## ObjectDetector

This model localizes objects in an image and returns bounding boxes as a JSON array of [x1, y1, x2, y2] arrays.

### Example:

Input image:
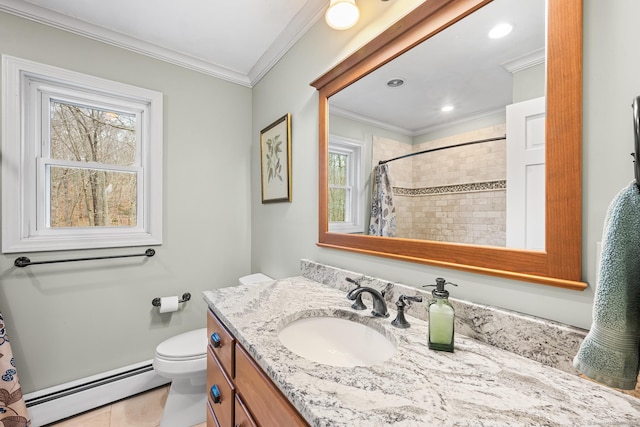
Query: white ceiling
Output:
[[0, 0, 327, 87], [330, 0, 545, 135], [0, 0, 545, 132]]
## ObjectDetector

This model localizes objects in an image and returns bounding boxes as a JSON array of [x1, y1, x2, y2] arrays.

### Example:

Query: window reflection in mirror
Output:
[[328, 135, 365, 234], [328, 0, 546, 250]]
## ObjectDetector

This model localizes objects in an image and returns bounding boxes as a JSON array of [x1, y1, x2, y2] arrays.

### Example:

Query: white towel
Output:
[[573, 181, 640, 389]]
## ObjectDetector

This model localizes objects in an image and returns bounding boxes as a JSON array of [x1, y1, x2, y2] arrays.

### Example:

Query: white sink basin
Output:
[[277, 315, 397, 367]]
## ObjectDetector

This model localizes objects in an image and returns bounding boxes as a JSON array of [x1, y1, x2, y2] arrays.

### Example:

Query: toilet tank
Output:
[[238, 273, 273, 286]]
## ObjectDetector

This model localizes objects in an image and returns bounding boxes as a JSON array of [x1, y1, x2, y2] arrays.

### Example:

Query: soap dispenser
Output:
[[424, 278, 457, 352]]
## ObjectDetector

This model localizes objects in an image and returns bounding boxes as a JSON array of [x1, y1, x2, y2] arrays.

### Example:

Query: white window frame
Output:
[[328, 135, 364, 234], [1, 55, 163, 253]]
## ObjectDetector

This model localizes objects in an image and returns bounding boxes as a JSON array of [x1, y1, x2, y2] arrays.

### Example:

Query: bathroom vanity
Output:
[[206, 306, 308, 427], [204, 262, 640, 426]]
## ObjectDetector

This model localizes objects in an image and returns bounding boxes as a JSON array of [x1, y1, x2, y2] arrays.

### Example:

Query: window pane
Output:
[[50, 166, 137, 227], [50, 100, 136, 166], [329, 188, 347, 222], [328, 152, 347, 185]]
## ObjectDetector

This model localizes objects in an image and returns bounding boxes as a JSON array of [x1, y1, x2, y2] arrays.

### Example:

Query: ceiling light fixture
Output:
[[325, 0, 360, 30], [488, 23, 513, 39]]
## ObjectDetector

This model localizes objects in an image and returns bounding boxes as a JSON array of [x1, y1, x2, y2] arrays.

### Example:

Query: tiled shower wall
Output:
[[372, 125, 507, 245]]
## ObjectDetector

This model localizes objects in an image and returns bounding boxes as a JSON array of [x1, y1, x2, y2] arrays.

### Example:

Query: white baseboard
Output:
[[24, 360, 170, 427]]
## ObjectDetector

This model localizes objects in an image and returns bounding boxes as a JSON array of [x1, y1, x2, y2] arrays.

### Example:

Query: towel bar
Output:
[[14, 248, 155, 267]]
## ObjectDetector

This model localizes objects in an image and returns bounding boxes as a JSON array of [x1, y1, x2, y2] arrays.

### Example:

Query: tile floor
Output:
[[47, 385, 206, 427]]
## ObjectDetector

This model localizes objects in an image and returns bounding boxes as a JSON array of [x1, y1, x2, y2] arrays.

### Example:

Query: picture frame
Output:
[[260, 113, 292, 203]]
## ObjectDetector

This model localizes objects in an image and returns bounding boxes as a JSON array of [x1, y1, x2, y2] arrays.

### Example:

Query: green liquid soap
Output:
[[426, 278, 456, 352]]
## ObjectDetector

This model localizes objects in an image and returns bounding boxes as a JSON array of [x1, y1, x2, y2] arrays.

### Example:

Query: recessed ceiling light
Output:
[[488, 23, 513, 39], [441, 105, 454, 112], [387, 78, 405, 88]]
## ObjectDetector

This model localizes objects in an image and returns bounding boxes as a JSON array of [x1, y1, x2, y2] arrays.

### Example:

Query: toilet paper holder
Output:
[[152, 292, 191, 307]]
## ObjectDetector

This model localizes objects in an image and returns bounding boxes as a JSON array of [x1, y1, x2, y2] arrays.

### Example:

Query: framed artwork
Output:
[[260, 113, 292, 203]]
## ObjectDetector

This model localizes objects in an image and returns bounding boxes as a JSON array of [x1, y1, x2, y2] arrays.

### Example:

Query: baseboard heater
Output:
[[24, 360, 170, 427]]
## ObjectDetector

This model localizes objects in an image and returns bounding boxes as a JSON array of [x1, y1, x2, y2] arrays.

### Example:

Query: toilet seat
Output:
[[153, 328, 207, 380], [155, 328, 207, 360]]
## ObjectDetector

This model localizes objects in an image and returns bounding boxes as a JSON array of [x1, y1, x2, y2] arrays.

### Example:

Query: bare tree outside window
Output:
[[49, 101, 137, 227], [328, 152, 348, 222], [2, 56, 163, 252]]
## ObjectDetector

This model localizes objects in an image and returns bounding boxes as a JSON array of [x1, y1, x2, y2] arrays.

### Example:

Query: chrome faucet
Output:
[[346, 286, 389, 318]]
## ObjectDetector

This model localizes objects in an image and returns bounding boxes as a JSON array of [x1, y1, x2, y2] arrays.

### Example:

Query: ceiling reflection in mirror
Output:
[[328, 0, 545, 250]]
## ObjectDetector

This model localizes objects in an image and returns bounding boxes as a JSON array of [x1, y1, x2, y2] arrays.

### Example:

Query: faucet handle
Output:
[[400, 295, 423, 304], [391, 294, 423, 328], [345, 277, 361, 287], [345, 277, 367, 310]]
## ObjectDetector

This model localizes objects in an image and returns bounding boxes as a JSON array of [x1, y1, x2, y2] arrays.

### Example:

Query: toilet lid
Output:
[[156, 328, 207, 359]]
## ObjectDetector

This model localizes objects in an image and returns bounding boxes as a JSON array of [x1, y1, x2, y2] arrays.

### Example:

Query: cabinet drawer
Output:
[[207, 401, 220, 427], [235, 344, 308, 427], [208, 309, 235, 378], [235, 395, 257, 427], [207, 348, 234, 427]]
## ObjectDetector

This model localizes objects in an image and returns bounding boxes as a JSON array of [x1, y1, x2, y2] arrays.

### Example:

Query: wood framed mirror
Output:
[[311, 0, 585, 290]]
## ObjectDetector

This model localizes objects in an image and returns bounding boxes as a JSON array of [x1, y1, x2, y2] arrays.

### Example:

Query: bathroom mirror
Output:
[[329, 0, 544, 249], [312, 0, 585, 290]]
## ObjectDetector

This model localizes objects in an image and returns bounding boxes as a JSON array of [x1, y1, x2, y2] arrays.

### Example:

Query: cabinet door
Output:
[[208, 309, 235, 378], [235, 344, 308, 427], [207, 401, 221, 427], [207, 348, 235, 427], [235, 395, 257, 427]]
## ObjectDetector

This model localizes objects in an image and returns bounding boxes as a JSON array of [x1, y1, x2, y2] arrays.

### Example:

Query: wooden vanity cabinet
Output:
[[207, 308, 309, 427], [207, 348, 234, 427], [234, 395, 257, 427], [235, 344, 308, 427], [207, 308, 235, 378], [207, 400, 220, 427]]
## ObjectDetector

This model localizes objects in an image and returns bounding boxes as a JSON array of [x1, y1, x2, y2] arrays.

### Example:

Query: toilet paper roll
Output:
[[158, 296, 179, 313]]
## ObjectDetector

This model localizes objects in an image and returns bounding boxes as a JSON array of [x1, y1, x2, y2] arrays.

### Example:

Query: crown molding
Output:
[[501, 48, 546, 74], [0, 0, 326, 88], [412, 107, 506, 136], [248, 0, 327, 86], [330, 104, 507, 138], [329, 105, 414, 136]]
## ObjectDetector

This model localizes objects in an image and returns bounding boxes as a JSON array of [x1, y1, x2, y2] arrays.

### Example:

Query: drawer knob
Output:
[[210, 384, 221, 404], [210, 332, 221, 348]]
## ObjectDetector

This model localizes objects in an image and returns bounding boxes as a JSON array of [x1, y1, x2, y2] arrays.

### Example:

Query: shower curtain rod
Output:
[[378, 135, 506, 165]]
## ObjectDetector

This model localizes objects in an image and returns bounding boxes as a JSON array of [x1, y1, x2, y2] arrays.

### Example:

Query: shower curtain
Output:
[[0, 313, 30, 426], [368, 164, 397, 237]]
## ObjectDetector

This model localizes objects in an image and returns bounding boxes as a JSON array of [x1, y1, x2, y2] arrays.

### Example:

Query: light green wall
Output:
[[0, 12, 252, 393], [513, 62, 546, 103], [250, 0, 425, 284], [252, 0, 638, 331], [413, 111, 506, 144]]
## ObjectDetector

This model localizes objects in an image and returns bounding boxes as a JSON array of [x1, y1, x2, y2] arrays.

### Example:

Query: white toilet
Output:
[[153, 328, 208, 427], [153, 273, 272, 427]]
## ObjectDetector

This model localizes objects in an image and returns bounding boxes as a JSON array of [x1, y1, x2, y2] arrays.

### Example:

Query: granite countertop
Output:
[[204, 276, 640, 427]]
